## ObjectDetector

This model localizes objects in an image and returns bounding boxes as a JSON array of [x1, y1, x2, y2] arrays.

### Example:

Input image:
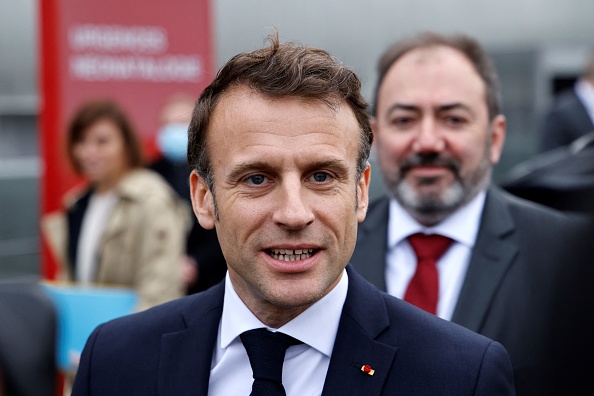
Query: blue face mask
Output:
[[157, 123, 188, 163]]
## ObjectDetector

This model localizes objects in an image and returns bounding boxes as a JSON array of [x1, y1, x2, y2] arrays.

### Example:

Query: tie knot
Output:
[[408, 233, 453, 261], [240, 328, 301, 395]]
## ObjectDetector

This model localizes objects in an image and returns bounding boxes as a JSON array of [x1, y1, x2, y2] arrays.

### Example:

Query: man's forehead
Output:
[[384, 45, 481, 91], [216, 85, 345, 110], [397, 45, 471, 68], [379, 45, 487, 110], [211, 87, 355, 127]]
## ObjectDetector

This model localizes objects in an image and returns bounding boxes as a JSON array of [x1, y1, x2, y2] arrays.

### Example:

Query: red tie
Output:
[[404, 233, 453, 315]]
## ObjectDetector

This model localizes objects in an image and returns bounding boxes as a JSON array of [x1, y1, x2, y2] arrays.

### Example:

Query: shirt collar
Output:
[[220, 269, 348, 357], [388, 190, 486, 249]]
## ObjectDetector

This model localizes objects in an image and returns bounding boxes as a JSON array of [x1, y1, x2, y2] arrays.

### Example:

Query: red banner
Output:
[[39, 0, 213, 279]]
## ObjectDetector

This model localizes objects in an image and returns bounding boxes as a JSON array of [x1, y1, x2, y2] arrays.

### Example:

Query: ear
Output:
[[488, 114, 506, 164], [356, 163, 371, 223], [189, 170, 216, 230]]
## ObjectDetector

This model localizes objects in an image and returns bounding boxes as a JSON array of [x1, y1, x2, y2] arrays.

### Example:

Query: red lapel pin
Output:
[[361, 364, 375, 376]]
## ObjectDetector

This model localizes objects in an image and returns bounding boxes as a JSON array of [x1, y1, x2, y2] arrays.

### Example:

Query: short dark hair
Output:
[[373, 32, 502, 120], [66, 99, 144, 174], [188, 33, 373, 191]]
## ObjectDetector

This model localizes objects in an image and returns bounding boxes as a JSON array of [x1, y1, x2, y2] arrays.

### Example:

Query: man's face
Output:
[[190, 86, 370, 326], [373, 46, 505, 225]]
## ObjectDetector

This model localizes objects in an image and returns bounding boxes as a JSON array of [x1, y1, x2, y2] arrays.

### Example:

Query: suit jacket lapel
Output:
[[322, 267, 398, 395], [351, 197, 390, 291], [451, 187, 518, 332], [158, 283, 224, 395]]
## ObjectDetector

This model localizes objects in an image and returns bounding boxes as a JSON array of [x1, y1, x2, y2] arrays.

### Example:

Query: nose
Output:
[[74, 141, 94, 161], [272, 177, 315, 230], [412, 117, 445, 153]]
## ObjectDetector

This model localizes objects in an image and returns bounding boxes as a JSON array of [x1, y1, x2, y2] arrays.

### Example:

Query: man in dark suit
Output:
[[350, 32, 594, 395], [72, 34, 515, 395], [539, 50, 594, 153]]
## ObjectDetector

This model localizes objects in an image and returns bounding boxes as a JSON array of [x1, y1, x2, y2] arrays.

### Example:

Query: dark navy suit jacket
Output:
[[72, 266, 515, 395]]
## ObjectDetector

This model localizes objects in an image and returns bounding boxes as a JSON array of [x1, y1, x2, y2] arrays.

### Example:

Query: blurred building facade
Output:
[[2, 0, 594, 277]]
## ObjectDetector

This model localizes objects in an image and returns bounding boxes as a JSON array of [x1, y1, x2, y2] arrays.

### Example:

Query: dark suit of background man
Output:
[[72, 34, 516, 395], [539, 48, 594, 153], [350, 32, 594, 395]]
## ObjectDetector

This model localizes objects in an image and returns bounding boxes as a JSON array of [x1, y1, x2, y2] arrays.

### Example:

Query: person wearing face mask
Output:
[[150, 94, 227, 294]]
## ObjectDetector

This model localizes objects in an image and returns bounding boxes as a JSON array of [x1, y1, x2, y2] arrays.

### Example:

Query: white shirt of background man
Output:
[[385, 191, 486, 320]]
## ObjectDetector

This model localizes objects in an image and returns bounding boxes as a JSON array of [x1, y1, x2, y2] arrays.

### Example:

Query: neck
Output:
[[93, 166, 133, 193], [251, 304, 309, 329], [93, 173, 125, 194]]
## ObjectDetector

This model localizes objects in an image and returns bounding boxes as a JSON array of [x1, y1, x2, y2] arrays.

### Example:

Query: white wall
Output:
[[213, 0, 594, 100]]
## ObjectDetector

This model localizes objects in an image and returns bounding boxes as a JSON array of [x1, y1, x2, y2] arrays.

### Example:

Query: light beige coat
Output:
[[42, 168, 190, 311]]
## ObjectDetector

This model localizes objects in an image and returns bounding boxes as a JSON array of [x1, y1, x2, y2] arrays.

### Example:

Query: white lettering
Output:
[[69, 54, 204, 82], [69, 24, 168, 54]]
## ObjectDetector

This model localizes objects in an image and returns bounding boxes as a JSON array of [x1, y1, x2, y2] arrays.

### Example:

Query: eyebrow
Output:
[[227, 159, 351, 181], [437, 103, 473, 114], [227, 161, 275, 181], [386, 102, 474, 115], [304, 159, 351, 177]]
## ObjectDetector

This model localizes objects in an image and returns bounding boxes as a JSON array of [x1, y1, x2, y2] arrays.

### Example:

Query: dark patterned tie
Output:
[[404, 233, 453, 314], [240, 328, 301, 396]]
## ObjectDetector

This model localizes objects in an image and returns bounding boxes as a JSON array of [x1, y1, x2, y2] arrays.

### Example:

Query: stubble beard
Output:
[[385, 153, 492, 226]]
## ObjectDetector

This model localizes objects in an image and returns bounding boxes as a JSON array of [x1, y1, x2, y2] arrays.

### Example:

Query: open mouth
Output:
[[267, 248, 318, 261]]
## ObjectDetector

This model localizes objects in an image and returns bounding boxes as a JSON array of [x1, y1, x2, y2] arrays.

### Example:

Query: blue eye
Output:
[[246, 175, 267, 185], [311, 172, 329, 182]]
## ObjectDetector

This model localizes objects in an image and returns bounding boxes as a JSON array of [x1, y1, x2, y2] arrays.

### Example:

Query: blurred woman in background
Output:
[[43, 99, 188, 311]]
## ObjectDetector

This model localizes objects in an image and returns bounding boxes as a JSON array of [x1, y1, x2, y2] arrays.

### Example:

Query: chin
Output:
[[266, 279, 328, 308], [394, 181, 465, 221]]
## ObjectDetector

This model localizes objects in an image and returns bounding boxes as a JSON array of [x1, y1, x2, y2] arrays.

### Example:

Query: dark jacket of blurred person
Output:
[[0, 277, 57, 396], [42, 99, 188, 311], [150, 94, 227, 293], [502, 132, 594, 214], [539, 51, 594, 153]]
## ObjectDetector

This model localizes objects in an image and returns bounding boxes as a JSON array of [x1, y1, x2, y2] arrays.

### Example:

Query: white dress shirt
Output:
[[208, 269, 349, 396], [385, 191, 486, 320], [575, 79, 594, 126]]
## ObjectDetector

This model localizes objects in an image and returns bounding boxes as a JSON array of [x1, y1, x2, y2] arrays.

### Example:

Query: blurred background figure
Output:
[[0, 277, 57, 396], [501, 131, 594, 215], [503, 47, 594, 214], [539, 47, 594, 153], [42, 99, 188, 311], [150, 94, 227, 294]]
